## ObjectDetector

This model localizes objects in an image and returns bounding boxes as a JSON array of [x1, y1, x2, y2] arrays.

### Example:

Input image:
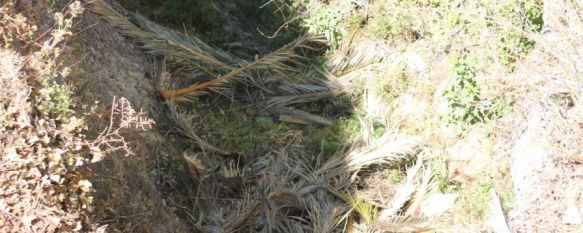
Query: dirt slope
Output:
[[73, 10, 186, 233]]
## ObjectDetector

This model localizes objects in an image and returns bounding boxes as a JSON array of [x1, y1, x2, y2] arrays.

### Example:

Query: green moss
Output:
[[190, 99, 293, 156], [303, 114, 362, 159]]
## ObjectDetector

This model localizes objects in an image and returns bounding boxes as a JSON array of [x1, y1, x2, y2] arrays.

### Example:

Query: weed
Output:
[[442, 59, 483, 125], [369, 0, 437, 42], [0, 2, 96, 231], [494, 1, 543, 67], [301, 1, 355, 48], [386, 168, 402, 184], [459, 181, 493, 219], [501, 186, 516, 213], [442, 59, 511, 126], [35, 78, 74, 122]]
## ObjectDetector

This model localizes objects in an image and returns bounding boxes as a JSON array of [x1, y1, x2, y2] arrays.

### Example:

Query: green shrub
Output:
[[301, 2, 355, 48], [371, 8, 418, 42], [442, 59, 511, 126], [495, 0, 543, 67]]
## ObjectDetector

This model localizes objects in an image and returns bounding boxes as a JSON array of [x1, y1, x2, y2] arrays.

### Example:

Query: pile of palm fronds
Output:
[[88, 1, 456, 232], [180, 132, 451, 232], [90, 0, 352, 125]]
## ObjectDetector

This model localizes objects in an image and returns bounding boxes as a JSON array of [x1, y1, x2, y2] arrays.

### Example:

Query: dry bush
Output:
[[90, 96, 155, 162], [0, 2, 152, 232], [0, 2, 93, 232]]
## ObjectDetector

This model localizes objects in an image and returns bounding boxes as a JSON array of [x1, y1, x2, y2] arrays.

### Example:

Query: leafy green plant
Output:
[[36, 80, 74, 122], [442, 60, 484, 125], [462, 181, 493, 219], [442, 59, 511, 126], [369, 1, 435, 42], [501, 186, 516, 212], [371, 10, 417, 41], [301, 2, 354, 48], [495, 0, 543, 67]]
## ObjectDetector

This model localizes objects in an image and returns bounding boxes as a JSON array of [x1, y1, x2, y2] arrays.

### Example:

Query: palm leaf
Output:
[[317, 134, 421, 189], [164, 101, 223, 153], [268, 106, 334, 126], [334, 190, 379, 223], [89, 0, 238, 74], [160, 34, 326, 99]]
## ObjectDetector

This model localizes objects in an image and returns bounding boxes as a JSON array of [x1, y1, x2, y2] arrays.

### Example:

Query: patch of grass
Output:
[[370, 4, 418, 42], [191, 99, 293, 156], [379, 72, 411, 99], [368, 0, 444, 43], [490, 0, 543, 68]]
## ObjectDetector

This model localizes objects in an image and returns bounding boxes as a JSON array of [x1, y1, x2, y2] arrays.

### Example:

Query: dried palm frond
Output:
[[317, 134, 421, 189], [276, 83, 332, 95], [326, 39, 391, 77], [378, 161, 422, 219], [160, 34, 326, 99], [89, 0, 238, 74], [164, 101, 223, 153], [371, 215, 432, 232], [219, 159, 248, 178], [269, 106, 334, 126], [133, 14, 240, 66], [222, 200, 262, 233], [267, 90, 342, 108], [306, 190, 350, 233], [334, 191, 379, 223], [268, 73, 349, 104], [486, 189, 511, 233], [405, 164, 436, 218], [202, 199, 260, 233]]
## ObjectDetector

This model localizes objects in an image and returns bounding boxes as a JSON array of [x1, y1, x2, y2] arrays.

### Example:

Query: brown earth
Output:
[[71, 10, 187, 233]]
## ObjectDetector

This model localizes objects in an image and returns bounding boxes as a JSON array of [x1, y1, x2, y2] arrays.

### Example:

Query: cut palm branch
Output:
[[160, 34, 326, 99], [267, 90, 340, 108], [89, 0, 238, 75], [379, 161, 422, 220], [269, 106, 334, 126], [317, 134, 421, 189], [334, 190, 379, 223], [306, 191, 350, 233], [165, 101, 224, 153], [327, 39, 391, 77]]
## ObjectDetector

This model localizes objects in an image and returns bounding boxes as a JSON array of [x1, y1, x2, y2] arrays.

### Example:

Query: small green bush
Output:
[[495, 0, 543, 67], [442, 59, 511, 126], [301, 2, 355, 48]]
